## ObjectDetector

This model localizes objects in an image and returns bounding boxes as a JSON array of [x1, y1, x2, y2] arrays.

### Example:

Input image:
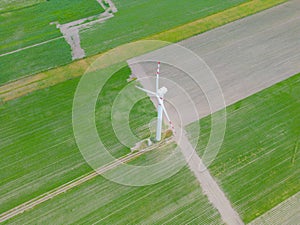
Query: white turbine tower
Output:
[[136, 62, 175, 141]]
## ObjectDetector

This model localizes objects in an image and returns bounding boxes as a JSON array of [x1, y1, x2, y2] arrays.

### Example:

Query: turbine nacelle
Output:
[[157, 86, 167, 98]]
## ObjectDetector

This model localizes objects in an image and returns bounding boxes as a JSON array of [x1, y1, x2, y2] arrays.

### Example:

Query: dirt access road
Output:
[[129, 1, 300, 224]]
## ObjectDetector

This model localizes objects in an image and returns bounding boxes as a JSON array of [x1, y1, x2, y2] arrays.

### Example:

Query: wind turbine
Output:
[[136, 62, 175, 141]]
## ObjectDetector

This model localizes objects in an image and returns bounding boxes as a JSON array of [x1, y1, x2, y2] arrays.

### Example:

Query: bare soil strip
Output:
[[0, 140, 169, 223]]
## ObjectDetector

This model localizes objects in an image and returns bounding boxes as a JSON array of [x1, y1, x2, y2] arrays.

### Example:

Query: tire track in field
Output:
[[0, 37, 64, 57]]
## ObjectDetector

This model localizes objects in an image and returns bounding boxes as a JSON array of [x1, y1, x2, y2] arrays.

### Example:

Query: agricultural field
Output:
[[1, 0, 298, 223], [0, 64, 156, 214], [0, 0, 286, 86], [0, 38, 71, 84], [3, 166, 223, 225], [0, 0, 103, 54], [0, 62, 224, 224], [0, 0, 104, 84], [186, 73, 300, 223], [80, 0, 249, 55]]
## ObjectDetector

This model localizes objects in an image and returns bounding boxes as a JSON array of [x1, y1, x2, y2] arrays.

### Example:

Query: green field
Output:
[[186, 73, 300, 223], [0, 38, 72, 84], [2, 139, 222, 224], [1, 0, 296, 223], [3, 165, 223, 224], [95, 66, 156, 158], [80, 0, 248, 55], [0, 0, 104, 84], [0, 65, 156, 213], [0, 63, 224, 224], [0, 0, 103, 54]]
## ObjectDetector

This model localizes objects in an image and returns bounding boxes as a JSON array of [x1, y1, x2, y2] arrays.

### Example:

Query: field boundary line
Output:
[[0, 139, 172, 222], [0, 36, 64, 57], [0, 0, 287, 103]]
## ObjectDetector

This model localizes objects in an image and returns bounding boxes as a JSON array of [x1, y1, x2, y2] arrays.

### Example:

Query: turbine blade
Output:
[[136, 85, 156, 96], [156, 62, 160, 94], [160, 99, 176, 134], [159, 98, 170, 121]]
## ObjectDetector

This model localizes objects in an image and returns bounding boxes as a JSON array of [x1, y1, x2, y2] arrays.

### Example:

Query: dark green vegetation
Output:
[[186, 73, 300, 223], [4, 166, 223, 225], [0, 0, 104, 84], [80, 0, 248, 55], [0, 38, 71, 84], [0, 65, 155, 213]]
